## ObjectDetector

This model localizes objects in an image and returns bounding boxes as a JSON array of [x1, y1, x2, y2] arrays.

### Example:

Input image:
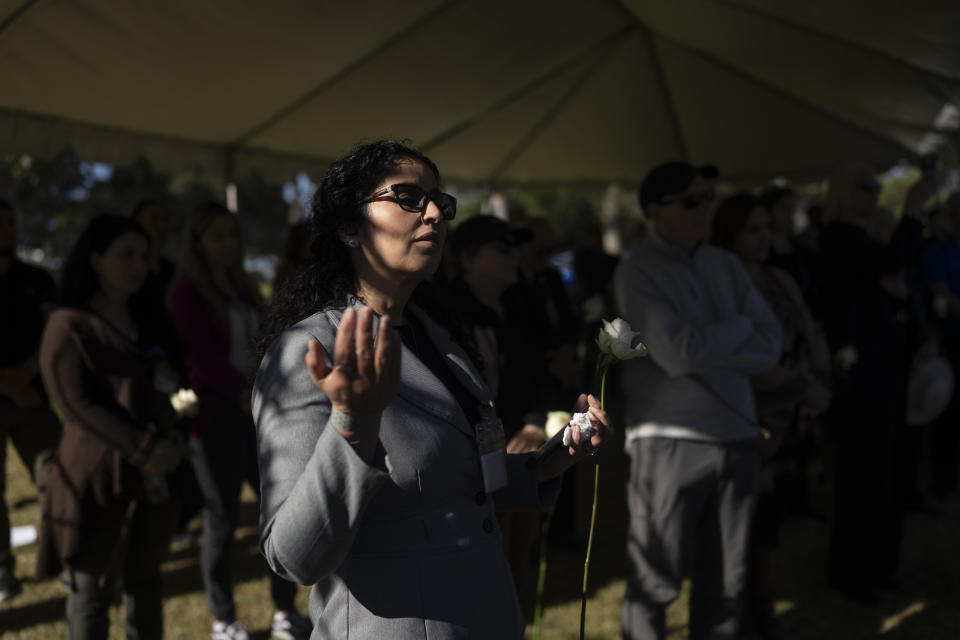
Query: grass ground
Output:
[[2, 421, 959, 639]]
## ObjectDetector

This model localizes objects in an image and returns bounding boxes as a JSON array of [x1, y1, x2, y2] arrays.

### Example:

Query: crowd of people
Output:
[[0, 139, 956, 640]]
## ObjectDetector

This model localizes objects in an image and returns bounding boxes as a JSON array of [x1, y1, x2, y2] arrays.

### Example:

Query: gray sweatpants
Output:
[[622, 437, 757, 640]]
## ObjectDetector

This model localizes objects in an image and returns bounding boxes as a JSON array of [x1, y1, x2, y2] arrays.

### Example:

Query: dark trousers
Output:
[[828, 401, 905, 592], [66, 495, 179, 640], [0, 401, 61, 575], [191, 405, 296, 622], [622, 437, 757, 640]]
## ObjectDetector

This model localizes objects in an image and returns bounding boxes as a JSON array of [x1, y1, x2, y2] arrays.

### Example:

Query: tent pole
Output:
[[652, 29, 913, 156], [0, 0, 39, 38], [420, 25, 635, 152], [232, 0, 461, 147], [611, 0, 915, 157], [639, 24, 689, 162], [487, 37, 625, 182], [714, 0, 958, 102]]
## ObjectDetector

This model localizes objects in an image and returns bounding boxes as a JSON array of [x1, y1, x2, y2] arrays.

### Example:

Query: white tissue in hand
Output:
[[571, 411, 593, 439], [561, 411, 592, 447]]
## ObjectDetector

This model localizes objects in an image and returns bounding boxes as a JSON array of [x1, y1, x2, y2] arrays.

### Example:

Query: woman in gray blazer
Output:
[[253, 140, 612, 639]]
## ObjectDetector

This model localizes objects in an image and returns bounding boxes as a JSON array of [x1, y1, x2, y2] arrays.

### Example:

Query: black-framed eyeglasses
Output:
[[658, 187, 717, 210], [362, 183, 457, 220]]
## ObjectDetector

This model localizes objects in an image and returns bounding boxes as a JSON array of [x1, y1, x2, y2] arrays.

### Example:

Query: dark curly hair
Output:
[[257, 139, 470, 361]]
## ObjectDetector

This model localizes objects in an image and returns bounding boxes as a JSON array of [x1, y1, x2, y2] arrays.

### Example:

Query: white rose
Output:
[[170, 388, 200, 418], [598, 318, 647, 361]]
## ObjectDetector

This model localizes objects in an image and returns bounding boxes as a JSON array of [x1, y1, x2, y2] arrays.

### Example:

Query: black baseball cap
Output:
[[638, 162, 719, 211], [448, 215, 533, 256]]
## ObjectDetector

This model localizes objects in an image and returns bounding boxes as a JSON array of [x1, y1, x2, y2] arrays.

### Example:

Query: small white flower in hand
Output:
[[170, 388, 200, 418], [835, 345, 859, 371], [562, 410, 594, 447], [546, 411, 572, 439], [598, 318, 647, 361]]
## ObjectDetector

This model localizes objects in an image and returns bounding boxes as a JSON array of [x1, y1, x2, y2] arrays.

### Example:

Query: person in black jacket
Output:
[[0, 199, 61, 602], [504, 216, 582, 545], [815, 165, 932, 603], [446, 215, 557, 587]]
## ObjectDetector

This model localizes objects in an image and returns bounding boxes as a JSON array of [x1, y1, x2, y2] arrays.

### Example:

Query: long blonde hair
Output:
[[173, 201, 264, 325]]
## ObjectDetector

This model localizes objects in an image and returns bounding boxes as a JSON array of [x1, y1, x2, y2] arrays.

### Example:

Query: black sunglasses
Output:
[[363, 183, 457, 220], [496, 237, 522, 254], [658, 187, 717, 210]]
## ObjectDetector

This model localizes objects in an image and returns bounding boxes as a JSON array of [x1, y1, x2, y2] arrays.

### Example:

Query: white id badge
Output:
[[476, 401, 509, 494]]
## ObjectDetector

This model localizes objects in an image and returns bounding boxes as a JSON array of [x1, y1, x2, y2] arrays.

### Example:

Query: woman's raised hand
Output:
[[305, 307, 401, 417]]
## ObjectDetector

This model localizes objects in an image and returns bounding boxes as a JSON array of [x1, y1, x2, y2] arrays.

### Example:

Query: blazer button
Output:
[[482, 518, 494, 533], [475, 491, 486, 506]]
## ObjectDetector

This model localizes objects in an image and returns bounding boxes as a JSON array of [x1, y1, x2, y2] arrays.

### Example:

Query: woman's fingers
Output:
[[572, 392, 588, 413], [564, 391, 613, 454], [332, 307, 358, 376], [305, 339, 330, 388], [587, 402, 613, 448], [374, 315, 400, 381], [355, 307, 375, 380]]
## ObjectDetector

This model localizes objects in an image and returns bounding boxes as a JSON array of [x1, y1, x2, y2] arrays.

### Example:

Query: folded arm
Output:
[[614, 261, 778, 377]]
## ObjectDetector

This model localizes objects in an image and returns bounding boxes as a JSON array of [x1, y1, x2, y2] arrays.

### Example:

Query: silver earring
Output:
[[345, 239, 358, 248]]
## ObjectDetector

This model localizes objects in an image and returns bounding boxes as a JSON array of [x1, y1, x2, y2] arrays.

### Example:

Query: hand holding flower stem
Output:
[[533, 319, 645, 640], [579, 318, 646, 640]]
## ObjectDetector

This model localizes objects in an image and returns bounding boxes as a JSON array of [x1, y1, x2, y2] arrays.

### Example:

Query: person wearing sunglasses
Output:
[[252, 140, 612, 639], [615, 161, 782, 640]]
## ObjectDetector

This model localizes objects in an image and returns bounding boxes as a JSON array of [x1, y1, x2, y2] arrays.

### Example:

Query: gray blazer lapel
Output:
[[397, 304, 493, 439]]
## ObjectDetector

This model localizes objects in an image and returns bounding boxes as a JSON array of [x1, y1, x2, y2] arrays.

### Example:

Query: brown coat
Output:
[[37, 309, 164, 577]]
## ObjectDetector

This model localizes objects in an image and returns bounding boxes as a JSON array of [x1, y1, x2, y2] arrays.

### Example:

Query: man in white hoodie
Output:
[[615, 163, 782, 640]]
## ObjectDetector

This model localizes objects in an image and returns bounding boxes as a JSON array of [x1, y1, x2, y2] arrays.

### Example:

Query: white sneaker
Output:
[[211, 620, 250, 640], [271, 610, 312, 640]]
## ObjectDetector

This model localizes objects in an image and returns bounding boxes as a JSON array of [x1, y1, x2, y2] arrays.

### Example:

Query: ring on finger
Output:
[[334, 362, 358, 378]]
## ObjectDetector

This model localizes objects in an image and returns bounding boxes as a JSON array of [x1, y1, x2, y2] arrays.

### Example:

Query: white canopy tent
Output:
[[1, 0, 957, 186]]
